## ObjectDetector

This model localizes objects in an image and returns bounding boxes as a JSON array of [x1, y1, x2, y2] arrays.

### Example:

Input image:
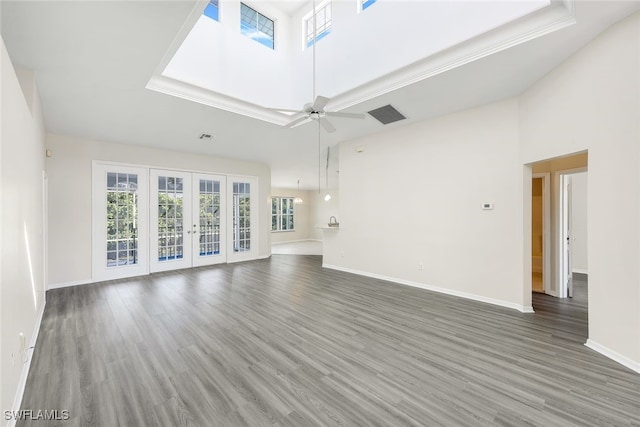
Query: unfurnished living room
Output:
[[2, 0, 640, 426]]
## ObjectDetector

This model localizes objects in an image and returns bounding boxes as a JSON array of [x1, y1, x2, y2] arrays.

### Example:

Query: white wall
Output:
[[270, 188, 315, 243], [46, 134, 271, 287], [571, 172, 588, 274], [323, 11, 640, 370], [324, 98, 527, 311], [164, 1, 295, 107], [311, 190, 339, 241], [290, 0, 546, 106], [167, 0, 546, 110], [520, 12, 640, 365], [1, 38, 46, 415]]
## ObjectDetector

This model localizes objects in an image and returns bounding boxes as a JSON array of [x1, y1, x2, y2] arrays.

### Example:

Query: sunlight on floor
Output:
[[272, 240, 322, 255]]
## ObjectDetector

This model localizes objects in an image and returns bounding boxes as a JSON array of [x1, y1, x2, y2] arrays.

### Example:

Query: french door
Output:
[[92, 163, 149, 281], [150, 170, 227, 272], [93, 163, 257, 281]]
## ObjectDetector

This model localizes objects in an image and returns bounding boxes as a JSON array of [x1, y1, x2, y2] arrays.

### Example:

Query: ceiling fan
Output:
[[271, 0, 365, 133], [276, 96, 365, 133]]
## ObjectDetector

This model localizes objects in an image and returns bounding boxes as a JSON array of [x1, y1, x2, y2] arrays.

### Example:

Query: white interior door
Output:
[[192, 173, 227, 267], [560, 174, 573, 298], [150, 170, 193, 272]]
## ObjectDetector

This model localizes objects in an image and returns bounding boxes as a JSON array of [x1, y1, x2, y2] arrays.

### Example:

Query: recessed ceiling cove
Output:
[[147, 0, 572, 125]]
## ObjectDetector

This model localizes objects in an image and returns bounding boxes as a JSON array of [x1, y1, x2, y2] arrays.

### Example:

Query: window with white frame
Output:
[[303, 0, 331, 48], [203, 0, 219, 21], [271, 197, 295, 231], [233, 182, 252, 251], [240, 3, 275, 49], [359, 0, 376, 12]]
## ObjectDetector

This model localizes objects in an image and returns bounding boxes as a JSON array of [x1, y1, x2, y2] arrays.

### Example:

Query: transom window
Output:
[[272, 197, 295, 232], [360, 0, 376, 12], [203, 0, 219, 21], [304, 0, 332, 48], [240, 3, 275, 49]]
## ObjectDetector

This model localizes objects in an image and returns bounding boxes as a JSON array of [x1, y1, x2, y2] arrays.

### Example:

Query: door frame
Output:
[[92, 161, 260, 281], [532, 173, 551, 295], [149, 169, 194, 273], [227, 175, 259, 263], [556, 167, 587, 299], [92, 161, 150, 281], [191, 173, 227, 268]]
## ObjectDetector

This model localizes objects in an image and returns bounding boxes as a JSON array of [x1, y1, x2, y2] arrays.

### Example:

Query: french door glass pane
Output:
[[106, 172, 138, 267], [199, 179, 221, 256], [233, 182, 251, 252], [157, 176, 184, 261]]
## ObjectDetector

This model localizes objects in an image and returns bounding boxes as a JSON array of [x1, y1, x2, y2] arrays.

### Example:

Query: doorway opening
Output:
[[529, 152, 588, 300]]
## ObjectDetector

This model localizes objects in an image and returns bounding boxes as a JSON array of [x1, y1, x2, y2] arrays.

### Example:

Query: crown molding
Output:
[[146, 0, 575, 124], [146, 75, 292, 126], [328, 0, 575, 112]]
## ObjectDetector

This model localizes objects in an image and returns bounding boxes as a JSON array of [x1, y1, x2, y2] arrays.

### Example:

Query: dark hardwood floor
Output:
[[19, 257, 640, 426]]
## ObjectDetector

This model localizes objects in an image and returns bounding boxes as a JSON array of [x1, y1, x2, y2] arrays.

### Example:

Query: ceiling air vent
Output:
[[367, 105, 406, 125]]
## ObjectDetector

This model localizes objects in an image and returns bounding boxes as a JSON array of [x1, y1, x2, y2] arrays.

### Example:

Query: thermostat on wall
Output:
[[482, 203, 493, 210]]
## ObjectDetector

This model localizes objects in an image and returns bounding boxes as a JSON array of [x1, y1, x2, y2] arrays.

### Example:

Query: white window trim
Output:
[[241, 2, 277, 50], [357, 0, 377, 13], [92, 161, 260, 278], [227, 175, 259, 263], [301, 0, 332, 50], [92, 161, 150, 282], [271, 197, 295, 232]]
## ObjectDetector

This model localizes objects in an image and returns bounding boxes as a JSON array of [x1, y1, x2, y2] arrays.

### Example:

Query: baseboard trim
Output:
[[49, 255, 273, 289], [8, 301, 46, 427], [271, 239, 320, 245], [572, 268, 588, 275], [47, 278, 96, 290], [545, 290, 558, 297], [323, 264, 532, 313], [585, 339, 640, 374]]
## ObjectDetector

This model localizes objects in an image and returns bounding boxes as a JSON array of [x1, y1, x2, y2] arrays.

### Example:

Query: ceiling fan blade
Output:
[[319, 117, 336, 133], [312, 96, 330, 112], [286, 115, 311, 128], [325, 111, 366, 120]]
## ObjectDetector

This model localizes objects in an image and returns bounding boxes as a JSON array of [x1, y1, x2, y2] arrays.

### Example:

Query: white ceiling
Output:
[[1, 1, 639, 189]]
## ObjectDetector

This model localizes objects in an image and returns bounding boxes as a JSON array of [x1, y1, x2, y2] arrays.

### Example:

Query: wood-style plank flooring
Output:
[[19, 257, 640, 426]]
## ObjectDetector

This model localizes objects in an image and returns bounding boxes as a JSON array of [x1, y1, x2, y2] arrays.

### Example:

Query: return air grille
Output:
[[367, 104, 406, 125]]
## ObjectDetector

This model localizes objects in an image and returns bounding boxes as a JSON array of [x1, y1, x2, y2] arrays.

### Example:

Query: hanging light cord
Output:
[[326, 146, 330, 190], [312, 0, 321, 195], [312, 0, 316, 101], [318, 121, 321, 194]]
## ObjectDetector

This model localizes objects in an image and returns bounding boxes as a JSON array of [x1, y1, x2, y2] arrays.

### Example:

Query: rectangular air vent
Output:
[[367, 104, 406, 125]]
